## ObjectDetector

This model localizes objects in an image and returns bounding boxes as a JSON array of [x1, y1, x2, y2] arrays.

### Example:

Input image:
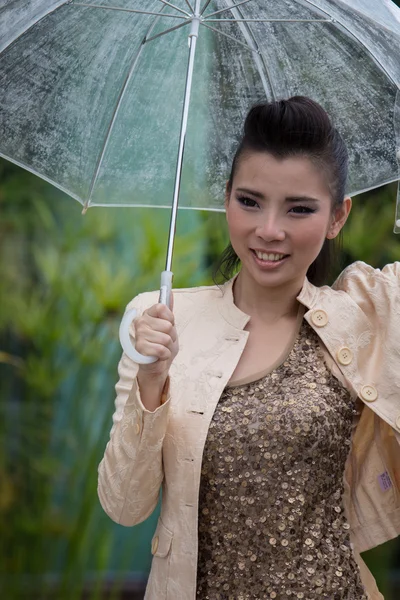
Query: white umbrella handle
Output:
[[119, 271, 173, 364]]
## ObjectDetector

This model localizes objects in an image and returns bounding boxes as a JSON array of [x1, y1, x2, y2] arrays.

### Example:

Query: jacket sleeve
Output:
[[97, 293, 171, 527], [332, 260, 400, 443], [332, 260, 400, 336], [332, 260, 400, 354]]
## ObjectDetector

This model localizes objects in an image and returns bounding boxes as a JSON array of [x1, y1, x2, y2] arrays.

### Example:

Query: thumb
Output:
[[169, 290, 174, 312]]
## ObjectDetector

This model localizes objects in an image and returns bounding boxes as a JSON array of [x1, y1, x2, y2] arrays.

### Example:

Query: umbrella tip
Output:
[[82, 203, 89, 215]]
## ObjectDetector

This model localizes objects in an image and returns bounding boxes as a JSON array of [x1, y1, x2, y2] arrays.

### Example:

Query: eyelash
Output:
[[236, 196, 316, 214]]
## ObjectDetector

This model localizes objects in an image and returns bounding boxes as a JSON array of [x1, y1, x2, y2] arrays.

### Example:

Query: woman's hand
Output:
[[135, 292, 179, 382]]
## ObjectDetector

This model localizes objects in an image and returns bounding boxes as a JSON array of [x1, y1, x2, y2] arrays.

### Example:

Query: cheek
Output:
[[292, 216, 328, 254], [226, 205, 251, 236]]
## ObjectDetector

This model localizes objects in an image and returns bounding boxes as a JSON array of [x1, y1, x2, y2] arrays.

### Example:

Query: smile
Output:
[[251, 249, 290, 269], [254, 251, 286, 262]]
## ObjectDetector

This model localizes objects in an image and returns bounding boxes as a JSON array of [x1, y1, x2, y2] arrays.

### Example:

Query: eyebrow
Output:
[[236, 187, 321, 203]]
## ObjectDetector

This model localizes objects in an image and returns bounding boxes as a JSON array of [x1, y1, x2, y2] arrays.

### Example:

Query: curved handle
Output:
[[119, 307, 157, 364], [119, 271, 173, 364]]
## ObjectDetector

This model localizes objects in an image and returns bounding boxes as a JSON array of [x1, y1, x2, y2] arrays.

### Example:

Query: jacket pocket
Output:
[[145, 517, 174, 600], [151, 517, 174, 557]]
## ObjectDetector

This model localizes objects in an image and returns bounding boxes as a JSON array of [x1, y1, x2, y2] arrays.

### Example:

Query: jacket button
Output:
[[337, 347, 353, 366], [396, 415, 400, 431], [135, 422, 141, 435], [151, 536, 159, 554], [360, 385, 378, 402], [311, 309, 328, 327]]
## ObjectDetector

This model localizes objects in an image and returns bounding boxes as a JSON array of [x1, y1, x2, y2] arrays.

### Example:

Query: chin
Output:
[[249, 263, 304, 289], [252, 269, 291, 287]]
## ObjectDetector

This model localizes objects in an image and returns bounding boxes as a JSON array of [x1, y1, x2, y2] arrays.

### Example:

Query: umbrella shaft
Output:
[[165, 1, 201, 272]]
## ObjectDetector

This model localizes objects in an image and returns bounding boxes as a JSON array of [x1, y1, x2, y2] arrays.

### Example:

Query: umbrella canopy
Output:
[[1, 0, 400, 363], [0, 0, 399, 214]]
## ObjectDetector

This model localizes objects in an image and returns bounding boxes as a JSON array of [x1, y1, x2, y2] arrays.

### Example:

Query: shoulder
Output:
[[331, 260, 400, 315], [333, 260, 400, 292], [126, 282, 223, 313]]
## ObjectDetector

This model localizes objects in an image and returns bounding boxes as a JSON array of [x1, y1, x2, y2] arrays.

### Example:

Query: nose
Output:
[[255, 215, 286, 242]]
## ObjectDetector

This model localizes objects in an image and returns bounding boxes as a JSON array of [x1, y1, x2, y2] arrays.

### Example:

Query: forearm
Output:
[[137, 371, 170, 412], [98, 377, 171, 526]]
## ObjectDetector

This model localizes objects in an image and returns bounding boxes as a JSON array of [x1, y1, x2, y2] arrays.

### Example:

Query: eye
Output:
[[237, 196, 259, 208], [289, 206, 316, 215]]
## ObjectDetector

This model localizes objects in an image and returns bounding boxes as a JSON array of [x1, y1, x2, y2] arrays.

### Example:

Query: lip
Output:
[[251, 249, 290, 270], [251, 248, 289, 255]]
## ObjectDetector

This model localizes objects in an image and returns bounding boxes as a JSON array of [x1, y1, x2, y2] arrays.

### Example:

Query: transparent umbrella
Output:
[[0, 0, 399, 363]]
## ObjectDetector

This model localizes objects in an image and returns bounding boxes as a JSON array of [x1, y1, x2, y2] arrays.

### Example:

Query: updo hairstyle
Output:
[[213, 96, 349, 287]]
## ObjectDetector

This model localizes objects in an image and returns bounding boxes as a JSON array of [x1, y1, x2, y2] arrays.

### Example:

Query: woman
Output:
[[98, 97, 400, 600]]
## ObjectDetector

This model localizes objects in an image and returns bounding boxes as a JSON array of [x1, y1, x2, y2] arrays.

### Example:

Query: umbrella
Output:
[[1, 0, 399, 363]]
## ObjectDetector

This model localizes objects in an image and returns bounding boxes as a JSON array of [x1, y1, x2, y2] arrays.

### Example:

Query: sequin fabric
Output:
[[196, 319, 368, 600]]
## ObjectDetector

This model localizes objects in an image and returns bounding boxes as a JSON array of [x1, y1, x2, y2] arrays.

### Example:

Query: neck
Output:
[[233, 269, 304, 324]]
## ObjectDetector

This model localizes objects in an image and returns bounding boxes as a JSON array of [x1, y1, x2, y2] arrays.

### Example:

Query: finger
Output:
[[145, 303, 175, 324], [137, 329, 173, 349], [139, 314, 175, 337], [169, 327, 177, 344], [135, 340, 172, 362], [139, 322, 176, 343]]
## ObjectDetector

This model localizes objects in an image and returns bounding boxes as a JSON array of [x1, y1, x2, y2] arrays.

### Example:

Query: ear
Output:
[[326, 196, 352, 239]]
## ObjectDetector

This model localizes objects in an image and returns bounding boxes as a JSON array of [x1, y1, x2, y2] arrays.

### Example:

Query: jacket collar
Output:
[[296, 276, 320, 309], [218, 274, 250, 329], [218, 272, 320, 330]]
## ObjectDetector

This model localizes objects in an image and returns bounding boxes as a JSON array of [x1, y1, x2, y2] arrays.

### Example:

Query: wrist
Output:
[[137, 369, 168, 388], [137, 371, 170, 409]]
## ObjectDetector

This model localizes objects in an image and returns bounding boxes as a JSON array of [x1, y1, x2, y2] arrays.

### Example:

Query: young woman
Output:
[[98, 97, 400, 600]]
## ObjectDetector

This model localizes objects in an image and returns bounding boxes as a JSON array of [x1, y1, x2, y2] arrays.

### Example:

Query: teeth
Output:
[[255, 251, 285, 262]]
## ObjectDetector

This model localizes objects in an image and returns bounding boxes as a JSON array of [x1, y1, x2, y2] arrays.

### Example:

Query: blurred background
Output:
[[1, 160, 400, 599]]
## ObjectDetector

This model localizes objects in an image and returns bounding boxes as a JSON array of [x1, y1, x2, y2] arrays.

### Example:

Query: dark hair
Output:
[[213, 96, 349, 287]]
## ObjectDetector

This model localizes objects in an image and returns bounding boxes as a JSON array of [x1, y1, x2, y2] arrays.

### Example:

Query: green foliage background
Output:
[[0, 158, 400, 600]]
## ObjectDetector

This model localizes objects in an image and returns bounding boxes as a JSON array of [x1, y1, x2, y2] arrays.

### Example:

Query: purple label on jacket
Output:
[[378, 471, 393, 492]]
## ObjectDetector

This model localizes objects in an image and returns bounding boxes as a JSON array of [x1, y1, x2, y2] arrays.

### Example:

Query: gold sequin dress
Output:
[[196, 316, 369, 600]]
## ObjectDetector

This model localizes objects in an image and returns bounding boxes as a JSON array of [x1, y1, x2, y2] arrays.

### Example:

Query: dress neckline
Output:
[[226, 303, 306, 388]]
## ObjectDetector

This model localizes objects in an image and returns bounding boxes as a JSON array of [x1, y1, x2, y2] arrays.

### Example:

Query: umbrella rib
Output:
[[3, 151, 398, 211], [199, 0, 213, 16], [73, 3, 187, 19], [84, 7, 169, 210], [204, 1, 277, 101], [229, 0, 277, 100], [334, 20, 397, 87], [200, 22, 257, 53], [144, 19, 191, 44], [201, 18, 277, 99], [293, 0, 333, 20], [204, 18, 332, 22], [157, 0, 191, 17], [299, 0, 398, 88], [0, 152, 86, 207], [0, 1, 70, 54], [203, 0, 254, 19], [88, 202, 227, 212], [87, 172, 400, 207], [183, 0, 195, 13]]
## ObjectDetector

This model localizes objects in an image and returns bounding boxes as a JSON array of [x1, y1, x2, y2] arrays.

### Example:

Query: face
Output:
[[225, 151, 351, 290]]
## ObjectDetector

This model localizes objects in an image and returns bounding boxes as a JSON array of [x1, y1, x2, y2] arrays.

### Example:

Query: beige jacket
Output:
[[98, 261, 400, 600]]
